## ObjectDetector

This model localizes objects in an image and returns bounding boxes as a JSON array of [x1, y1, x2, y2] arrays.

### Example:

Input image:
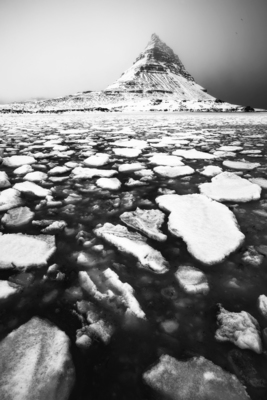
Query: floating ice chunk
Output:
[[258, 295, 267, 319], [48, 166, 70, 175], [156, 194, 244, 265], [218, 146, 243, 152], [0, 188, 24, 212], [83, 153, 110, 167], [0, 234, 56, 270], [23, 171, 47, 182], [13, 164, 34, 176], [134, 169, 154, 178], [154, 165, 194, 178], [0, 317, 75, 400], [199, 172, 261, 202], [215, 305, 262, 354], [2, 206, 34, 228], [3, 155, 36, 167], [175, 265, 209, 294], [103, 268, 145, 319], [94, 223, 168, 273], [118, 163, 144, 172], [198, 165, 223, 177], [249, 177, 267, 189], [113, 139, 148, 149], [96, 177, 121, 190], [0, 171, 11, 189], [120, 208, 167, 242], [72, 167, 117, 179], [172, 149, 216, 159], [240, 150, 262, 155], [149, 154, 184, 166], [14, 181, 51, 197], [113, 148, 142, 158], [223, 160, 260, 170], [143, 354, 250, 400], [41, 220, 67, 234], [125, 178, 147, 187], [0, 280, 20, 300], [213, 151, 236, 158]]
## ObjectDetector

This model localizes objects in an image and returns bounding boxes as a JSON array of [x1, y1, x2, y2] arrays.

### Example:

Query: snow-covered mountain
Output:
[[0, 34, 259, 113], [105, 33, 213, 101]]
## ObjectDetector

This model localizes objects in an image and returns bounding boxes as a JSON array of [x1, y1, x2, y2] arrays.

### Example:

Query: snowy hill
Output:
[[0, 34, 259, 113]]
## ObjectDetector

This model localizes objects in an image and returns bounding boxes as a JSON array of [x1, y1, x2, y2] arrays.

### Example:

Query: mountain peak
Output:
[[105, 34, 213, 101], [150, 33, 161, 43], [134, 34, 194, 80]]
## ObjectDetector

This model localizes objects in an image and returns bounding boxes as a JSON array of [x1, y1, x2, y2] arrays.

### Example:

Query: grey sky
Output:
[[0, 0, 266, 108]]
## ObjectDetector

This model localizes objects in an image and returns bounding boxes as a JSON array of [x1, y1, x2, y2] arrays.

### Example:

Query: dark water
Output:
[[0, 112, 267, 399]]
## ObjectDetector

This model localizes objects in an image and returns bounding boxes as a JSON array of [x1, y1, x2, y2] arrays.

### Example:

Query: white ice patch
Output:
[[96, 177, 121, 190], [223, 160, 260, 170], [148, 154, 184, 166], [154, 165, 194, 177], [172, 149, 216, 160], [199, 172, 261, 202], [156, 194, 244, 265]]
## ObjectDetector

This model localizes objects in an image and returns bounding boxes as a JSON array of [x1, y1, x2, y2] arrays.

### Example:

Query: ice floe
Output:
[[94, 223, 168, 273], [156, 194, 244, 265], [223, 160, 260, 170], [3, 155, 36, 167], [154, 165, 194, 178], [172, 149, 216, 159], [199, 172, 261, 202], [1, 206, 34, 229], [215, 305, 262, 354], [14, 181, 51, 198], [0, 234, 56, 270], [148, 154, 184, 166], [120, 208, 167, 242], [143, 354, 250, 400], [96, 177, 121, 190], [175, 265, 209, 294], [0, 317, 75, 400]]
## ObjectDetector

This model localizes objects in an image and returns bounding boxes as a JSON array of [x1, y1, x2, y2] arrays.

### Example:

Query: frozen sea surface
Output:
[[0, 112, 267, 399]]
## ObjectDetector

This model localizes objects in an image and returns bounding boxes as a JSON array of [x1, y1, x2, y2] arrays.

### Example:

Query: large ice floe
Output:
[[199, 172, 261, 202], [156, 194, 245, 265], [0, 234, 56, 270], [143, 354, 250, 400], [215, 305, 262, 354], [120, 208, 167, 242], [0, 317, 75, 400], [94, 223, 168, 273]]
